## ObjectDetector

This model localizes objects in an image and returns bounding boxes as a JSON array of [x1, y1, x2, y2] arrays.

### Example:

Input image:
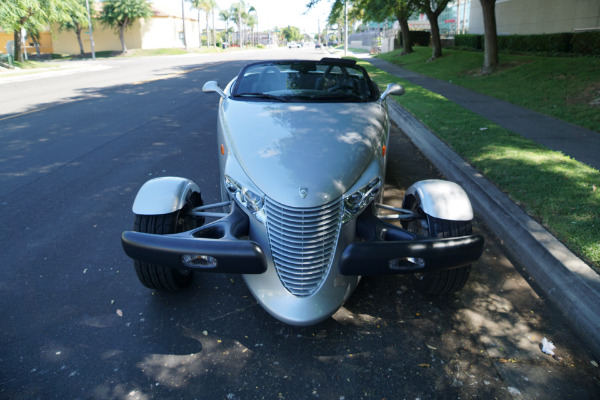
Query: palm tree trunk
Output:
[[206, 14, 210, 46]]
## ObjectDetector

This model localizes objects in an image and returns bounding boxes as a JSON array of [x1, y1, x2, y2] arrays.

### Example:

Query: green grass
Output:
[[377, 47, 600, 133], [356, 58, 600, 270], [12, 60, 56, 69]]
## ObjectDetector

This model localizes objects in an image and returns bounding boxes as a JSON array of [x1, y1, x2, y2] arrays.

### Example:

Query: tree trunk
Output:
[[480, 0, 499, 74], [75, 23, 85, 55], [397, 15, 413, 55], [14, 28, 23, 63], [212, 9, 216, 48], [206, 14, 210, 46], [31, 35, 41, 55], [426, 9, 442, 60], [120, 25, 127, 53], [198, 10, 202, 48], [418, 0, 450, 61]]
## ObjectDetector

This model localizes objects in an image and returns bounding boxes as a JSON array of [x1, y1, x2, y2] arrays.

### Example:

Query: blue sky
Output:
[[213, 0, 334, 34]]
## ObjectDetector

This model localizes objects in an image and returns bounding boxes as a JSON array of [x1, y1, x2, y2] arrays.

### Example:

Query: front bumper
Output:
[[121, 204, 267, 274], [339, 206, 484, 275], [121, 203, 483, 276]]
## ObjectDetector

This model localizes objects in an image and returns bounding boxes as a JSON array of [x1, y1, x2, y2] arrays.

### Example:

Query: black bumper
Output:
[[121, 204, 267, 274], [121, 203, 483, 276], [339, 235, 484, 275], [338, 206, 484, 275]]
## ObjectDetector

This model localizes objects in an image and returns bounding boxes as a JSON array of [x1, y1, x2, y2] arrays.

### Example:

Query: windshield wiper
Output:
[[319, 93, 365, 102], [235, 92, 288, 102]]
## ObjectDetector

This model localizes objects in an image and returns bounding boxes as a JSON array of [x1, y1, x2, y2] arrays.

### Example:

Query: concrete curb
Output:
[[0, 62, 111, 84], [387, 99, 600, 359]]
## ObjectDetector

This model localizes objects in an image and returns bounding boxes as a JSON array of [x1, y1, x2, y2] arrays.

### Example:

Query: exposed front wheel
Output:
[[133, 194, 203, 291], [403, 198, 472, 295]]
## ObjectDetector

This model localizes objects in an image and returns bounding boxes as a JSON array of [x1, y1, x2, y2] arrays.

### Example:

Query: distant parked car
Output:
[[121, 58, 484, 326]]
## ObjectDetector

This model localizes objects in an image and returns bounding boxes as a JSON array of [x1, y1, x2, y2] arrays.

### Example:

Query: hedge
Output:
[[454, 34, 483, 50], [454, 31, 600, 55], [398, 30, 431, 47]]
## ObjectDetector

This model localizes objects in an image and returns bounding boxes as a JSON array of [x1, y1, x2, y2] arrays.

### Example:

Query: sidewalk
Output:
[[0, 60, 109, 84], [366, 56, 600, 170], [363, 55, 600, 359]]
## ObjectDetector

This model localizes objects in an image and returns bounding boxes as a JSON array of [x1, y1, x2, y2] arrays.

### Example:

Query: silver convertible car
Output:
[[121, 58, 484, 325]]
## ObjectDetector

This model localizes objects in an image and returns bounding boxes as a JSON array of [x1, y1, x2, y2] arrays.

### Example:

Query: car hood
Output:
[[221, 100, 387, 207]]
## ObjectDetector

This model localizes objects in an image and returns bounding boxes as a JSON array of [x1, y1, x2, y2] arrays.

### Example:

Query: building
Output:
[[469, 0, 600, 35], [52, 0, 202, 54], [1, 0, 213, 57]]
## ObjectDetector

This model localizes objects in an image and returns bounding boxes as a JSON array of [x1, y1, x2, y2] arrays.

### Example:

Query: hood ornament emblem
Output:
[[299, 187, 308, 199]]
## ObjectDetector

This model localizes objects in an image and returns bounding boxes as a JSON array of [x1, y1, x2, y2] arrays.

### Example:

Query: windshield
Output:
[[231, 59, 379, 103]]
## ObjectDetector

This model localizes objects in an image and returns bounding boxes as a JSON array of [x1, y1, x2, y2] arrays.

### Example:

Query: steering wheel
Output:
[[259, 66, 281, 83], [323, 65, 354, 93]]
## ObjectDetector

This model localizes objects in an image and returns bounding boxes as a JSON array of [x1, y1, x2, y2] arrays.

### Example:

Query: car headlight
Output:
[[225, 175, 266, 223], [342, 177, 382, 224]]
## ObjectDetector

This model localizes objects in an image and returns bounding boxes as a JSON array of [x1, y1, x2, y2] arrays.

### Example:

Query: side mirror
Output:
[[202, 80, 226, 99], [380, 83, 405, 101]]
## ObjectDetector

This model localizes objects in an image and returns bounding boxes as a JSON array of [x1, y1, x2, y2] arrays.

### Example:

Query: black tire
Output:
[[403, 198, 472, 295], [133, 194, 203, 291]]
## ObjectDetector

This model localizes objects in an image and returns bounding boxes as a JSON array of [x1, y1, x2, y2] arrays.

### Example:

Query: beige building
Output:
[[1, 0, 207, 57], [52, 1, 202, 54], [469, 0, 600, 35]]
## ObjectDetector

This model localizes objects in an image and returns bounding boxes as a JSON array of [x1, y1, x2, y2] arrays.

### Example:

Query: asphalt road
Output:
[[1, 48, 599, 399]]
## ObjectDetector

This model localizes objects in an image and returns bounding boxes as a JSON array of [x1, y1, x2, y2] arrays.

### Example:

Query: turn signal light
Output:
[[181, 254, 217, 269]]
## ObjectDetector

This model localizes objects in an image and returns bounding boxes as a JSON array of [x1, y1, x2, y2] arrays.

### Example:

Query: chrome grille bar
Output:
[[265, 198, 343, 297]]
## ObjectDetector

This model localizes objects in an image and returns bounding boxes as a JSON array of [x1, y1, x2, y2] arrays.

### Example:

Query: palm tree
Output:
[[192, 0, 215, 46], [247, 6, 257, 46], [219, 9, 232, 45], [229, 1, 245, 46]]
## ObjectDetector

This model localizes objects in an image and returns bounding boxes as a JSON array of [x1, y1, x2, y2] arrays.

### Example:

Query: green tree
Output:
[[349, 0, 418, 55], [229, 1, 255, 47], [414, 0, 450, 60], [0, 0, 80, 62], [281, 26, 302, 43], [219, 8, 232, 45], [192, 0, 216, 47], [247, 10, 257, 46], [99, 0, 152, 53], [58, 0, 90, 55]]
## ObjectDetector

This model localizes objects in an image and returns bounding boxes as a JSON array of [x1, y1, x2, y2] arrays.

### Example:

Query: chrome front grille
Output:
[[265, 198, 343, 297]]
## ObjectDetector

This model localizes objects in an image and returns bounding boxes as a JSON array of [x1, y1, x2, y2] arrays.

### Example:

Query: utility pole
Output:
[[181, 0, 188, 49], [238, 2, 242, 47], [318, 18, 320, 43], [344, 0, 348, 56], [85, 0, 95, 60]]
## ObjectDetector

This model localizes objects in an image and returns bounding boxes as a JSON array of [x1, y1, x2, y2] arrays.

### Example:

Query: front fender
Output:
[[403, 179, 474, 221], [132, 177, 200, 215]]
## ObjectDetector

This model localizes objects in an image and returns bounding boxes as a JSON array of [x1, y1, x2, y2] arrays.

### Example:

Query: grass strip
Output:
[[377, 47, 600, 133], [357, 59, 600, 270]]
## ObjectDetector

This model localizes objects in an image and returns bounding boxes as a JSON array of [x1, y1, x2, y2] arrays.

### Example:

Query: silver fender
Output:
[[132, 177, 200, 215], [403, 179, 474, 221]]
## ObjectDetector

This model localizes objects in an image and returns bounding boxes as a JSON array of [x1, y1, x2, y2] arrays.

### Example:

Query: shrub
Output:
[[572, 31, 600, 55], [455, 31, 600, 56], [454, 34, 482, 50], [398, 30, 431, 47]]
